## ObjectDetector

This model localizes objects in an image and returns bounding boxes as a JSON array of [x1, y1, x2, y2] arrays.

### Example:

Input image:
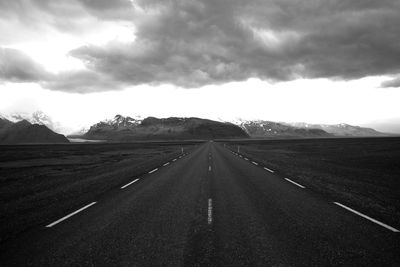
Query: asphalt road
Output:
[[0, 141, 399, 266]]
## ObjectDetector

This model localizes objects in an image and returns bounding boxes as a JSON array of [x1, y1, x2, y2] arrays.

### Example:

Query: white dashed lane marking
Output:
[[46, 202, 97, 228], [208, 198, 213, 225], [148, 168, 158, 174], [284, 178, 306, 189], [120, 178, 139, 189], [334, 202, 399, 232], [263, 167, 274, 173]]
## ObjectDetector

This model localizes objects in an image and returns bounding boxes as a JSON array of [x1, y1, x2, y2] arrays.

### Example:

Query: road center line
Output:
[[149, 168, 158, 174], [263, 167, 274, 173], [172, 159, 177, 162], [120, 178, 139, 189], [284, 178, 306, 188], [334, 202, 399, 232], [244, 158, 249, 160], [209, 166, 211, 171], [208, 198, 213, 225], [46, 202, 97, 228], [252, 161, 259, 165], [163, 162, 170, 166]]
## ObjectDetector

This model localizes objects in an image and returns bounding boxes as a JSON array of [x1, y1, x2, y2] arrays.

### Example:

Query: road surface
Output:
[[0, 141, 399, 266]]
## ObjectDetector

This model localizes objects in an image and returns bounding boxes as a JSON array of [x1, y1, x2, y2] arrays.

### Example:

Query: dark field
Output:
[[0, 141, 199, 243], [223, 137, 400, 228]]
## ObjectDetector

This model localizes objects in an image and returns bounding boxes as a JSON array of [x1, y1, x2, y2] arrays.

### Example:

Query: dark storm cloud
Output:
[[68, 0, 400, 89], [1, 0, 400, 91], [0, 47, 50, 82], [381, 76, 400, 88]]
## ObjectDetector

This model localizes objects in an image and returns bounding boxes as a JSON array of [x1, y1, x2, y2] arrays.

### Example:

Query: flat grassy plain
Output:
[[224, 137, 400, 228], [0, 141, 199, 243]]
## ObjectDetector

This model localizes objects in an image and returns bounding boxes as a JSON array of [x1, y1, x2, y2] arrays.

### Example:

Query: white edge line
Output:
[[121, 178, 139, 189], [264, 167, 274, 173], [252, 161, 259, 165], [149, 168, 158, 174], [163, 162, 170, 166], [208, 198, 213, 225], [284, 178, 306, 188], [46, 202, 97, 228], [334, 202, 399, 232]]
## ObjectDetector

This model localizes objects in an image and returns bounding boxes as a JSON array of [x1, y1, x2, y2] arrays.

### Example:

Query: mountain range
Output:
[[233, 119, 331, 138], [77, 115, 391, 141], [0, 117, 69, 144], [83, 115, 248, 141], [282, 122, 388, 137], [2, 111, 63, 132], [0, 111, 392, 143]]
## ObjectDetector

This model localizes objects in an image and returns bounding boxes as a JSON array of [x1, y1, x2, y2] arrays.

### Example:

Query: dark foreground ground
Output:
[[0, 138, 399, 266]]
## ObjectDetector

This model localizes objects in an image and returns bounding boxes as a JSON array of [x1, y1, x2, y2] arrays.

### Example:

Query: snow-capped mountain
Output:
[[0, 117, 69, 144], [83, 115, 248, 140], [283, 122, 388, 137], [231, 118, 331, 138], [228, 118, 389, 138], [88, 114, 143, 131], [1, 112, 389, 139], [2, 111, 64, 134]]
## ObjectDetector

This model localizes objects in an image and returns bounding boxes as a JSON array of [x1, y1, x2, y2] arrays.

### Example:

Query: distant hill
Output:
[[284, 122, 389, 137], [0, 118, 69, 144], [233, 119, 332, 138], [83, 115, 249, 140]]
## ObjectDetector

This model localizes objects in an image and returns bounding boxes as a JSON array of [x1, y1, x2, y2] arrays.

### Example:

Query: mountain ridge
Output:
[[282, 122, 389, 137], [83, 115, 248, 141], [0, 117, 69, 144], [79, 115, 390, 140], [231, 119, 332, 138], [1, 111, 66, 134], [2, 111, 391, 141]]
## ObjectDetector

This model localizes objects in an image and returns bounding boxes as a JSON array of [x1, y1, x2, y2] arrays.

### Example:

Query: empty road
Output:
[[0, 142, 399, 266]]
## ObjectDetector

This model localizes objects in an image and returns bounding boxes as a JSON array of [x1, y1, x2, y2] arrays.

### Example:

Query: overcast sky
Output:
[[1, 0, 400, 134]]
